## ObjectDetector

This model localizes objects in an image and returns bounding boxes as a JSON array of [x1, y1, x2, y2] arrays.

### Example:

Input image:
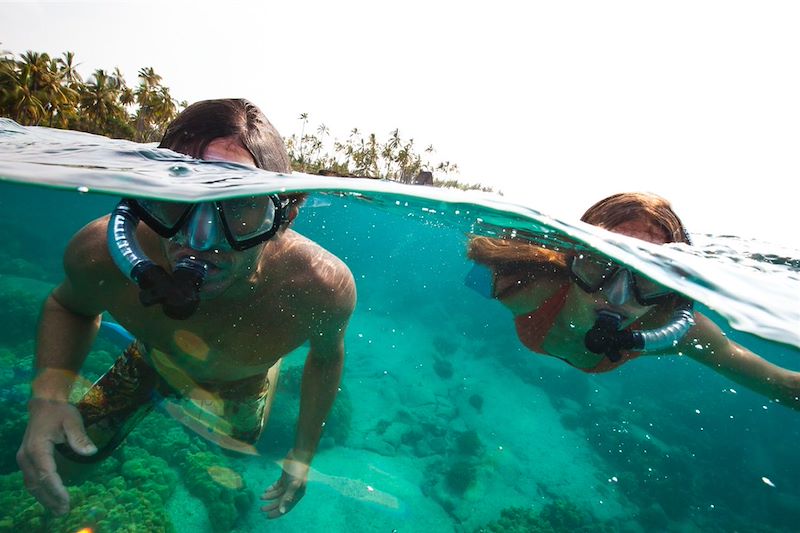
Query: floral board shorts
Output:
[[57, 341, 272, 462]]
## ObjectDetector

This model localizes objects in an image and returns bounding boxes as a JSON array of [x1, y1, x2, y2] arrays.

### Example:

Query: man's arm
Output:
[[684, 313, 800, 409], [261, 264, 356, 518], [31, 219, 114, 400], [17, 220, 116, 514], [292, 316, 348, 463], [32, 282, 102, 401]]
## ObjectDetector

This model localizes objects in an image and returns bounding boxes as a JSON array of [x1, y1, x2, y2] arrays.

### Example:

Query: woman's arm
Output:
[[684, 313, 800, 410]]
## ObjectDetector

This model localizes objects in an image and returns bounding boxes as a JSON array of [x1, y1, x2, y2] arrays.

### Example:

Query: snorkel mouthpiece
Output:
[[108, 199, 208, 320], [584, 311, 640, 362], [585, 300, 695, 362], [134, 259, 205, 320]]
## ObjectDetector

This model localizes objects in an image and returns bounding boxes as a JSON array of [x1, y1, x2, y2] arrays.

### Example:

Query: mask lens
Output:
[[220, 196, 278, 242], [633, 274, 673, 303], [137, 199, 192, 230], [570, 254, 616, 291]]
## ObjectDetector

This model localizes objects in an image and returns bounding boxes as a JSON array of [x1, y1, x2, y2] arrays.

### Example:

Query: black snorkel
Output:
[[108, 199, 208, 320], [584, 299, 695, 362]]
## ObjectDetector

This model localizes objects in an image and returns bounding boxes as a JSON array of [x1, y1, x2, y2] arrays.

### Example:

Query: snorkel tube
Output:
[[584, 299, 695, 362], [108, 199, 207, 320]]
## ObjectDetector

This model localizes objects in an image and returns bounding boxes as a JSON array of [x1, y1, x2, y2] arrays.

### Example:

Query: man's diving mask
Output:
[[107, 195, 289, 320], [130, 195, 289, 251]]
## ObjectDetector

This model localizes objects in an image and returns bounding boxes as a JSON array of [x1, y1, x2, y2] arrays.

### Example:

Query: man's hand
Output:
[[260, 450, 310, 518], [16, 398, 97, 515]]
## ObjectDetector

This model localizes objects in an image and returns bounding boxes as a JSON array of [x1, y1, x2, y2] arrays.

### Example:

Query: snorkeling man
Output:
[[16, 99, 356, 518]]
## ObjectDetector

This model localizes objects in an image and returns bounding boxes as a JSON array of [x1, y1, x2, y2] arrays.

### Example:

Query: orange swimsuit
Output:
[[513, 284, 640, 373]]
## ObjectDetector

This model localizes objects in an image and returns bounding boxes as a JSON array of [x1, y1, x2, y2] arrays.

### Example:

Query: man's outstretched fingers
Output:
[[18, 444, 69, 514], [280, 487, 298, 512], [37, 470, 70, 515], [33, 443, 70, 513], [261, 482, 283, 500], [261, 499, 284, 519]]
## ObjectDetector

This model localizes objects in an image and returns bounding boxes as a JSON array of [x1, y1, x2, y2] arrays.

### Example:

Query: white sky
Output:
[[2, 0, 798, 247]]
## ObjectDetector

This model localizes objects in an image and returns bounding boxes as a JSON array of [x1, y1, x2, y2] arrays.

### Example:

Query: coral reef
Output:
[[456, 429, 485, 457], [126, 412, 254, 530], [0, 220, 55, 282], [0, 408, 254, 532], [0, 347, 30, 475], [0, 333, 255, 532], [0, 462, 176, 532], [444, 459, 478, 494], [180, 450, 253, 532], [0, 275, 53, 346], [468, 393, 484, 413], [419, 426, 488, 521], [474, 499, 613, 533], [433, 357, 454, 379]]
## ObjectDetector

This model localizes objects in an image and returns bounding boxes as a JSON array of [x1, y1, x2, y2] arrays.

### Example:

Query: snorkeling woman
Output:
[[468, 192, 800, 408]]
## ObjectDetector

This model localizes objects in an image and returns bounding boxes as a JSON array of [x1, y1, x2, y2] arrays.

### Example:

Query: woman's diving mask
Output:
[[568, 253, 695, 361], [569, 253, 674, 306], [107, 195, 289, 320]]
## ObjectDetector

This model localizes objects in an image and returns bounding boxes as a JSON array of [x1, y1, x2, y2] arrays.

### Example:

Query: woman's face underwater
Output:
[[570, 218, 672, 326]]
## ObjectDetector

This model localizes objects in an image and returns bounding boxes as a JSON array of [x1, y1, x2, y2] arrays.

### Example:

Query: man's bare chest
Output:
[[108, 293, 310, 381]]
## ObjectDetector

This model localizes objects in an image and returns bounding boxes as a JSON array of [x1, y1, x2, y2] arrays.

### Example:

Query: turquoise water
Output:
[[1, 122, 799, 532]]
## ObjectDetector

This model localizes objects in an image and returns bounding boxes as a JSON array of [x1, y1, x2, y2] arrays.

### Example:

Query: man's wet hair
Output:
[[160, 98, 306, 214], [159, 98, 291, 173]]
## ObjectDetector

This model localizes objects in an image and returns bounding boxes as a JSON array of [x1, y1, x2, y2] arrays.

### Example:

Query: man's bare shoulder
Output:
[[278, 231, 356, 316], [63, 216, 127, 289], [52, 216, 131, 316]]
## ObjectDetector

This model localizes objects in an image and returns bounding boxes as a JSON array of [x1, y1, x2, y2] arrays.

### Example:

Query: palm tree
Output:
[[15, 80, 45, 124], [381, 129, 402, 179], [0, 50, 18, 117], [0, 54, 44, 125], [297, 112, 309, 163], [138, 66, 162, 88], [58, 51, 82, 87], [110, 67, 135, 108], [37, 55, 80, 127], [37, 52, 80, 128], [8, 51, 53, 125], [148, 85, 178, 139], [81, 68, 123, 133], [19, 51, 50, 92], [11, 71, 45, 125], [133, 66, 168, 141]]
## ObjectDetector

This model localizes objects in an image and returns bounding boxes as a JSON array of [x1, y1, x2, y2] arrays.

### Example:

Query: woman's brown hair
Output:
[[467, 192, 689, 277], [581, 192, 690, 244]]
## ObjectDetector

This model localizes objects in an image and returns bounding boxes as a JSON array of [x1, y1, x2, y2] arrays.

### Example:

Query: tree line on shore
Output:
[[0, 47, 492, 191]]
